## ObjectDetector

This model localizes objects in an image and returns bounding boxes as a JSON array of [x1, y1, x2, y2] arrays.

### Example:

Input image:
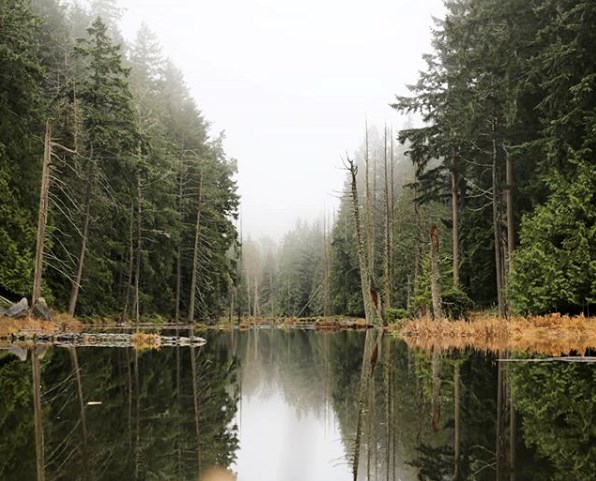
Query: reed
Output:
[[392, 312, 596, 355]]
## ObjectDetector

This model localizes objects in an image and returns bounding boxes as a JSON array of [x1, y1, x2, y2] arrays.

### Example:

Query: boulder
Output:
[[33, 297, 52, 321], [6, 298, 28, 319]]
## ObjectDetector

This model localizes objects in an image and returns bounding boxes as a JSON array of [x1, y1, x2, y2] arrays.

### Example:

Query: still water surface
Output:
[[0, 329, 594, 480]]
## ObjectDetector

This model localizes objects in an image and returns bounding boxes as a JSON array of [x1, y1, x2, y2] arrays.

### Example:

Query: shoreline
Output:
[[2, 312, 595, 355]]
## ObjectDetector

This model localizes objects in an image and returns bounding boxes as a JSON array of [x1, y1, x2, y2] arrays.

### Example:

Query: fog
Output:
[[117, 0, 445, 240]]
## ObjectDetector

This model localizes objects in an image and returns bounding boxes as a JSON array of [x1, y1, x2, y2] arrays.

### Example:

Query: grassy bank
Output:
[[0, 313, 82, 339], [392, 312, 596, 355]]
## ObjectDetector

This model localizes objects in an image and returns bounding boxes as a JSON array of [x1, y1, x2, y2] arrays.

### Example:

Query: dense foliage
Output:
[[386, 0, 596, 316], [0, 0, 239, 320]]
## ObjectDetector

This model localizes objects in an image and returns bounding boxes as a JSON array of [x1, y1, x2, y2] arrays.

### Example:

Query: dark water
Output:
[[0, 329, 594, 481]]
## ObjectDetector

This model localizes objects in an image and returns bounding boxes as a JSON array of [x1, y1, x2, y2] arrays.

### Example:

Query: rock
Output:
[[33, 297, 52, 321], [6, 298, 28, 319]]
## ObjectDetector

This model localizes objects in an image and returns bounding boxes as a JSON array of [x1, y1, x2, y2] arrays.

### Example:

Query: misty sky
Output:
[[117, 0, 445, 240]]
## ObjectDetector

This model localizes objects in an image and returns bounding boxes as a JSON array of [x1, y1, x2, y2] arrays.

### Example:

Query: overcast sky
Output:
[[116, 0, 445, 240]]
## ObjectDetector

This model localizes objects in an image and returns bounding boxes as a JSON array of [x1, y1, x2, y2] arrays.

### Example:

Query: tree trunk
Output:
[[323, 212, 331, 316], [122, 202, 134, 320], [365, 121, 374, 280], [174, 152, 185, 322], [383, 125, 392, 316], [347, 158, 380, 325], [69, 155, 95, 316], [430, 225, 444, 320], [33, 121, 52, 305], [134, 172, 142, 327], [389, 130, 396, 309], [492, 131, 506, 318], [451, 160, 460, 289], [505, 147, 514, 275], [188, 172, 203, 323]]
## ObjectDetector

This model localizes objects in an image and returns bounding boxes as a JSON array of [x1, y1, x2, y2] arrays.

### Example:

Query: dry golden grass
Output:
[[233, 315, 369, 330], [130, 332, 161, 351], [0, 314, 83, 338], [393, 312, 596, 355]]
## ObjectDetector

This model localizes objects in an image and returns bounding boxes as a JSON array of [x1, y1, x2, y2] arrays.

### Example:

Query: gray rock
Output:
[[33, 297, 52, 321], [6, 298, 28, 319]]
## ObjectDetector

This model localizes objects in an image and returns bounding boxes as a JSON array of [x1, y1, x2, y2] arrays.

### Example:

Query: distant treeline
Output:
[[239, 0, 596, 319], [0, 0, 239, 320]]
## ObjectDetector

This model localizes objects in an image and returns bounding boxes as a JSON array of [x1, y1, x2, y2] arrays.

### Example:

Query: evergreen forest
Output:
[[1, 0, 595, 323], [240, 0, 596, 321], [0, 0, 239, 321]]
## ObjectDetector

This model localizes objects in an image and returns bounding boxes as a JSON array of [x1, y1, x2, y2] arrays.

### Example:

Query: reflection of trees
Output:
[[0, 351, 36, 480], [1, 333, 594, 481], [0, 334, 239, 480], [509, 360, 596, 481]]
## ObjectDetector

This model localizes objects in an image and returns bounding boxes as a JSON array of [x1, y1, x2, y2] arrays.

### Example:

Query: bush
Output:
[[441, 288, 474, 320], [386, 307, 409, 323]]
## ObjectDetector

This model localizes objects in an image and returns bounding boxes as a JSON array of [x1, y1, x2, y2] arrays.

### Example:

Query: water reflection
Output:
[[0, 330, 594, 480]]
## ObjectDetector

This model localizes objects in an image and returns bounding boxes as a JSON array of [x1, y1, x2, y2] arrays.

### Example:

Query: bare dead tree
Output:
[[382, 125, 392, 316], [451, 157, 461, 289], [32, 122, 53, 305], [346, 157, 381, 325], [188, 170, 204, 323], [430, 224, 444, 320], [68, 150, 96, 316]]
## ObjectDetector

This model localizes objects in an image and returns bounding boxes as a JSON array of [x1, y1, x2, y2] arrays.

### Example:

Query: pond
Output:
[[0, 329, 594, 480]]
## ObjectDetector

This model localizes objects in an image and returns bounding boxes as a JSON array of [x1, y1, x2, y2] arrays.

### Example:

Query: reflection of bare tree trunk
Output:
[[392, 342, 397, 481], [190, 327, 202, 472], [134, 350, 140, 480], [69, 347, 90, 477], [431, 347, 441, 432], [454, 363, 461, 481], [367, 375, 373, 481], [126, 348, 133, 450], [383, 336, 391, 481], [32, 349, 45, 481], [509, 374, 516, 481], [175, 327, 182, 476], [496, 359, 507, 481], [353, 330, 381, 480]]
